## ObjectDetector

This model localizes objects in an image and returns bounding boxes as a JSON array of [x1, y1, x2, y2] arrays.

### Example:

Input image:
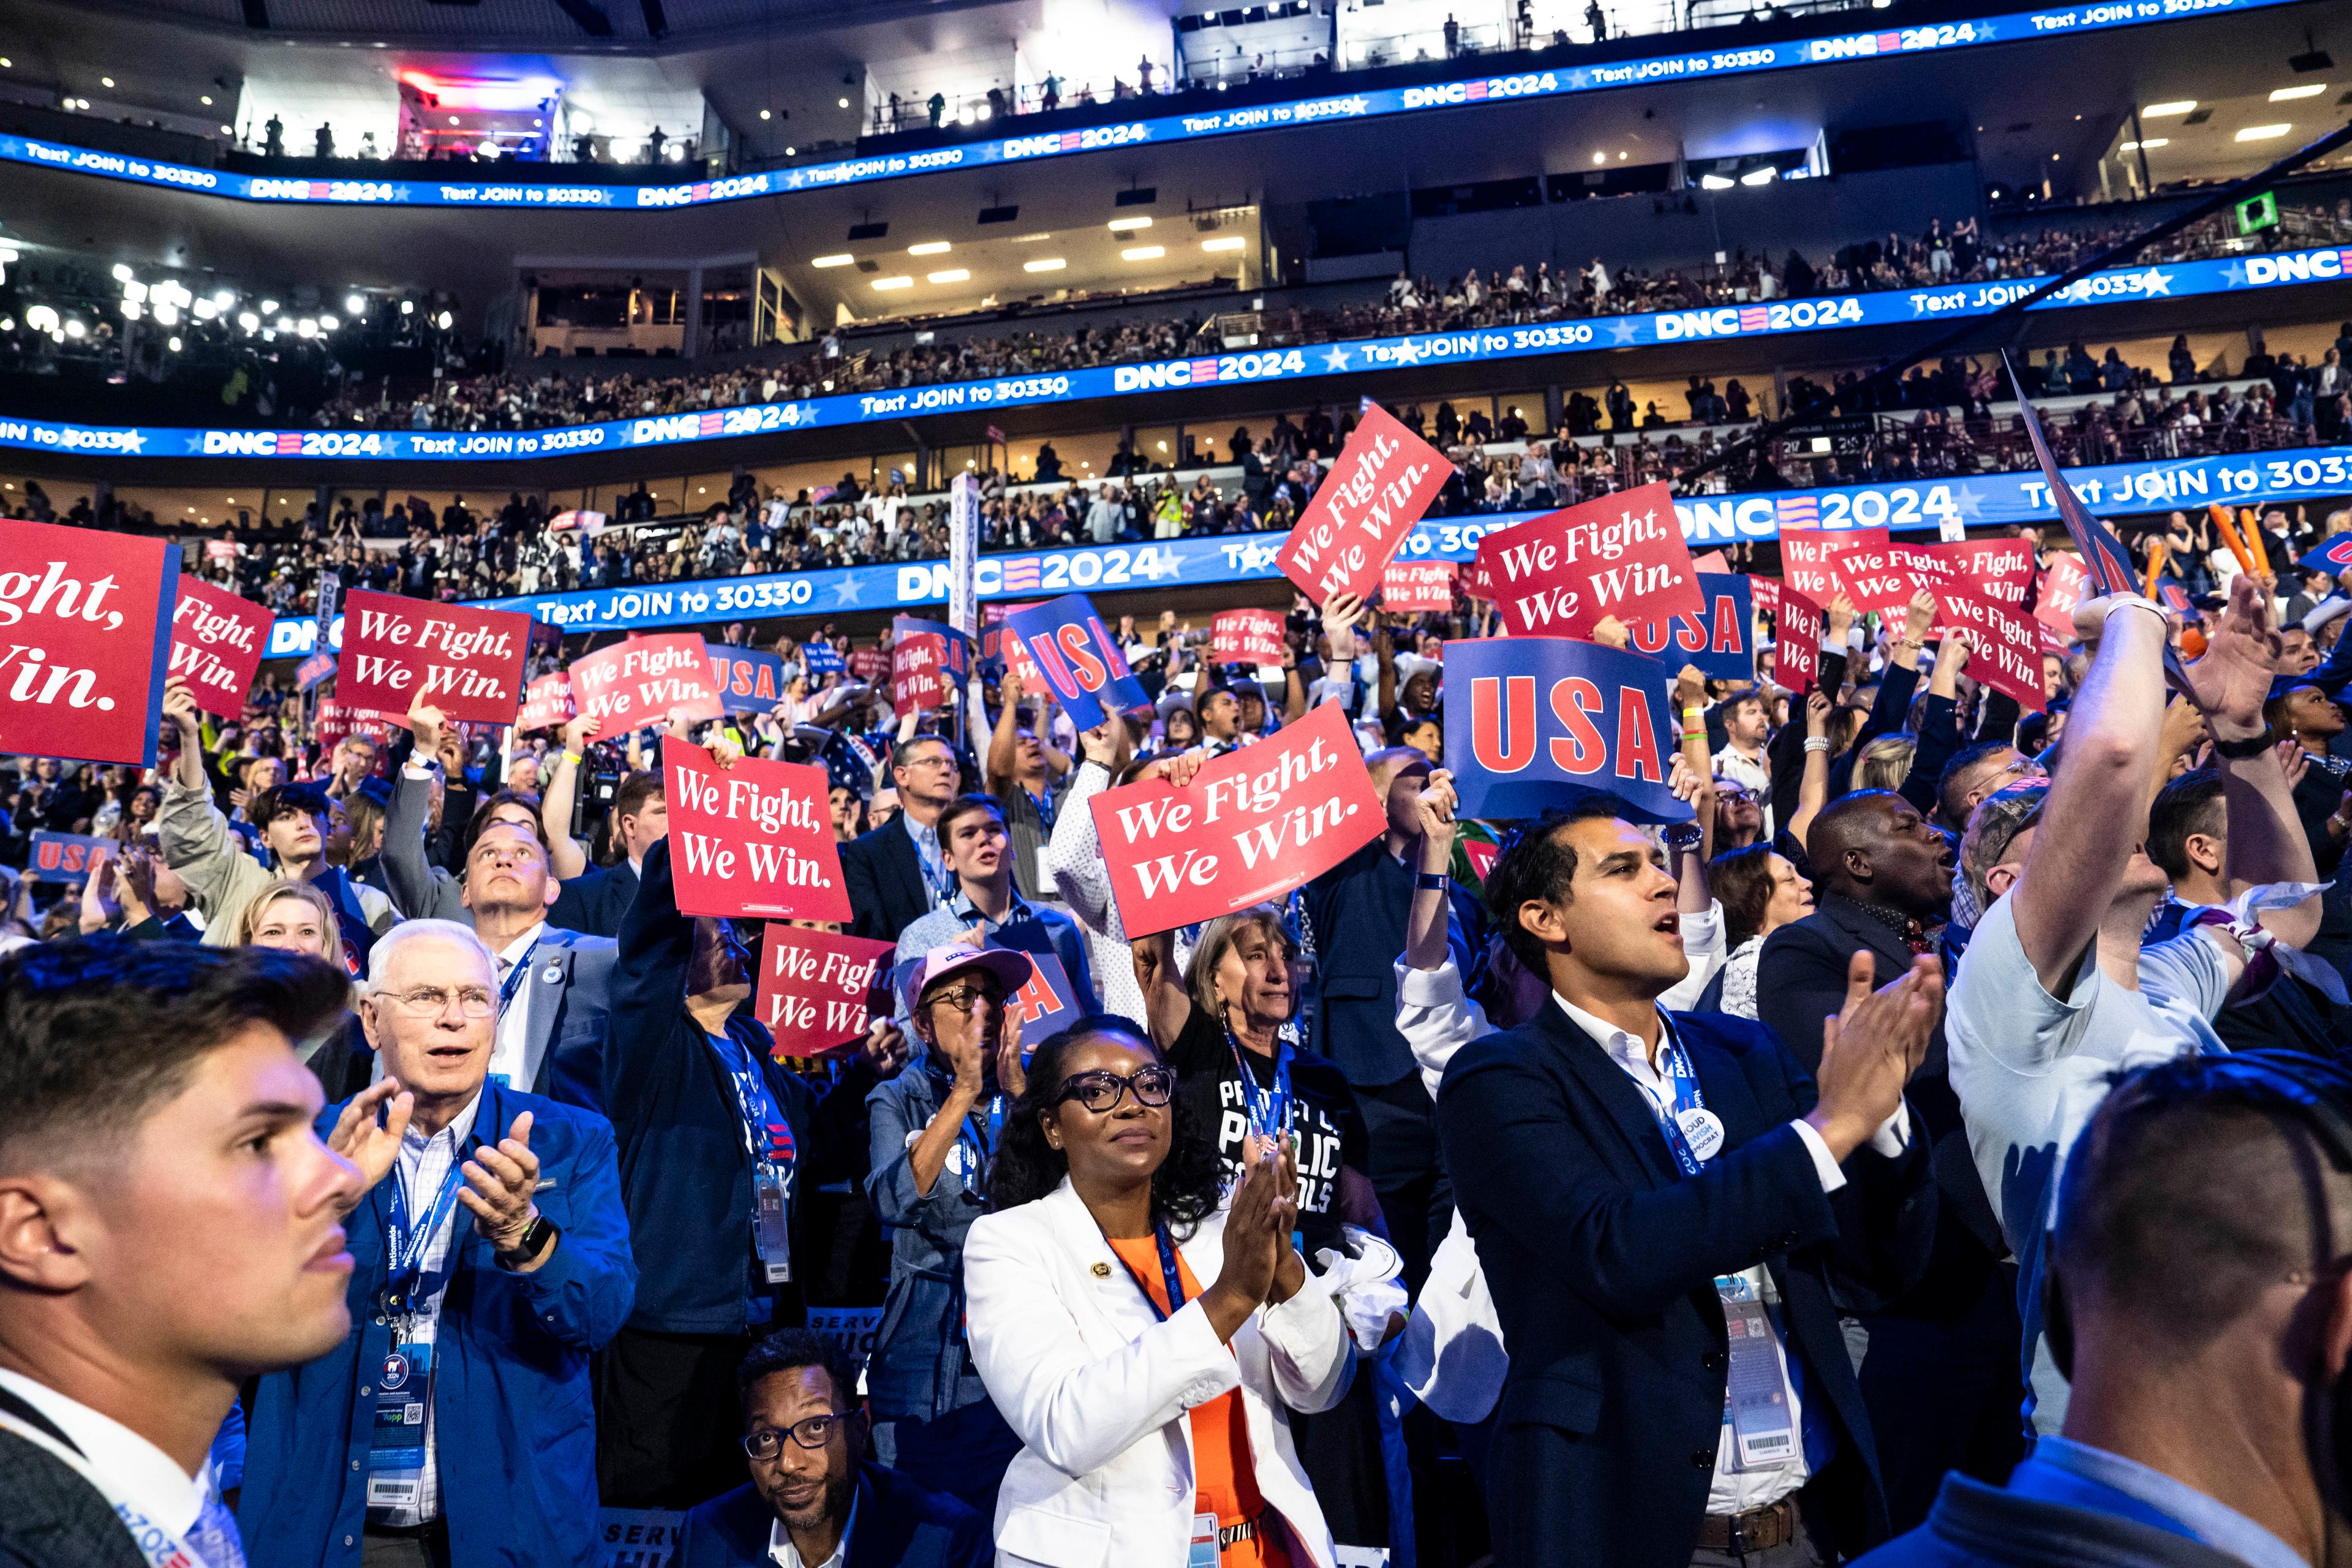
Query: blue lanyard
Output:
[[1107, 1223, 1189, 1323], [385, 1151, 467, 1314], [957, 1091, 1006, 1175], [1651, 1021, 1711, 1179], [1226, 1030, 1292, 1144], [496, 938, 539, 1014], [713, 1034, 797, 1177]]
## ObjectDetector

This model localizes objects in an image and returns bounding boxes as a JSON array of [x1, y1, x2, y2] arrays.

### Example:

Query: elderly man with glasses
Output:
[[863, 946, 1036, 1515], [241, 918, 636, 1568], [677, 1327, 988, 1568]]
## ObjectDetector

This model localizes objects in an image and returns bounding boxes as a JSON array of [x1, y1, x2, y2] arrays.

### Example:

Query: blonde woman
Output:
[[1855, 731, 1918, 793], [233, 878, 344, 962]]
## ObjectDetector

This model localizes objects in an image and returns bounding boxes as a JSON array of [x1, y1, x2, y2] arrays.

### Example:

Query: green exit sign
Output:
[[2236, 190, 2280, 234]]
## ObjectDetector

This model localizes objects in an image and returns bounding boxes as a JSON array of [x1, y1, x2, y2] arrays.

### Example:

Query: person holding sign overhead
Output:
[[598, 735, 890, 1513], [1439, 796, 1940, 1568], [863, 945, 1035, 1513], [966, 1017, 1354, 1568]]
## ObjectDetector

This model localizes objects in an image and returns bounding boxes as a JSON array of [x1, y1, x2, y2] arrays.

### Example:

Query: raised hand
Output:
[[561, 712, 603, 754], [458, 1110, 543, 1253], [326, 1078, 415, 1198], [1804, 950, 1943, 1161], [406, 701, 446, 758], [2183, 574, 2283, 741]]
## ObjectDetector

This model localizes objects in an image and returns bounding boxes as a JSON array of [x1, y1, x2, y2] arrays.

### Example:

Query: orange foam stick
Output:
[[2143, 539, 2168, 597], [2209, 503, 2256, 576], [2241, 507, 2271, 575]]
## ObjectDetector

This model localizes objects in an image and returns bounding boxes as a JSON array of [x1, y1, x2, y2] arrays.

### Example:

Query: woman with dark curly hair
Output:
[[967, 1016, 1354, 1568]]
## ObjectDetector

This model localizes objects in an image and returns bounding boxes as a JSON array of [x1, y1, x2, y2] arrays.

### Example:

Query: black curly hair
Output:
[[987, 1014, 1224, 1240]]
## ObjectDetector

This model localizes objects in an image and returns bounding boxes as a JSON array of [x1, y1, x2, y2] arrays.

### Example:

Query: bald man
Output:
[[1754, 790, 2019, 1534]]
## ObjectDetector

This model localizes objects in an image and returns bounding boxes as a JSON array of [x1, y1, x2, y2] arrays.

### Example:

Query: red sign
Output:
[[1212, 609, 1289, 667], [1280, 404, 1450, 606], [1928, 538, 2037, 606], [1750, 577, 1782, 617], [1474, 483, 1705, 639], [167, 578, 270, 719], [517, 673, 577, 733], [2034, 554, 2091, 638], [1382, 560, 1459, 614], [892, 633, 955, 716], [1826, 536, 1917, 617], [315, 699, 396, 748], [1088, 703, 1384, 939], [570, 634, 724, 726], [337, 589, 530, 726], [0, 522, 178, 767], [756, 925, 896, 1057], [1936, 589, 2049, 712], [663, 741, 854, 921], [1781, 527, 1886, 606], [1774, 587, 1824, 692], [850, 646, 891, 684]]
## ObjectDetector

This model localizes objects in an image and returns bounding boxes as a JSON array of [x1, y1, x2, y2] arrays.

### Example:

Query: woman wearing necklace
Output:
[[965, 1019, 1352, 1568]]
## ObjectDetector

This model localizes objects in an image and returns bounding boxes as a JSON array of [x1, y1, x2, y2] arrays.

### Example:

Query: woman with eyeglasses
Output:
[[966, 1018, 1352, 1568]]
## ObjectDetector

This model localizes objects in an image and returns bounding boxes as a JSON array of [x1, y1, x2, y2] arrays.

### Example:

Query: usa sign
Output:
[[1443, 637, 1691, 823]]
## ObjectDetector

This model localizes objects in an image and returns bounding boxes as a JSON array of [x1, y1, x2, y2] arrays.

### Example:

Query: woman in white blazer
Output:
[[964, 1017, 1354, 1568]]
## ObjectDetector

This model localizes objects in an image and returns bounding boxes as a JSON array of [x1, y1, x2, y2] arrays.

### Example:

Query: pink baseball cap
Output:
[[899, 943, 1033, 1014]]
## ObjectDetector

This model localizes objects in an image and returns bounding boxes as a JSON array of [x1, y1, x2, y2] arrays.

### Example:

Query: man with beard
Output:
[[1756, 791, 2022, 1531], [677, 1329, 986, 1568]]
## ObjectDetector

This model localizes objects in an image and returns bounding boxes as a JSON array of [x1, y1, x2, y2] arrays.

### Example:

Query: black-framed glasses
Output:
[[925, 982, 1008, 1016], [1054, 1065, 1177, 1114], [741, 1412, 856, 1460]]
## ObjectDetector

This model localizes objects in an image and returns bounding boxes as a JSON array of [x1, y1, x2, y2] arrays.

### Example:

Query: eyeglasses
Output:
[[925, 983, 1007, 1016], [1054, 1065, 1177, 1114], [741, 1412, 856, 1460], [384, 986, 496, 1017]]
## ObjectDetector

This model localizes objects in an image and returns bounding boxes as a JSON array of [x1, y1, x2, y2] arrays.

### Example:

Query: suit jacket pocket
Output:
[[996, 1504, 1113, 1568], [1496, 1369, 1604, 1434]]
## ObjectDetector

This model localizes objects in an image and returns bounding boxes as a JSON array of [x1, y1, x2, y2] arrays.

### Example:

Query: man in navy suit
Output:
[[842, 735, 962, 941], [679, 1327, 987, 1568], [1438, 796, 1939, 1568]]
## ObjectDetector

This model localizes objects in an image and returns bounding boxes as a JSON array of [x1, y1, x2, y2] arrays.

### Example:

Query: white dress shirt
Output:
[[1553, 996, 1908, 1517], [0, 1367, 207, 1547], [374, 1091, 483, 1527], [489, 921, 549, 1089], [767, 1488, 856, 1568]]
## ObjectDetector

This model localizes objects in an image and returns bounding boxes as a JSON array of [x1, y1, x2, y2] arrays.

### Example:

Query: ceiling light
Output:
[[1699, 173, 1734, 190], [1013, 233, 1052, 242], [785, 147, 794, 155], [927, 268, 970, 283], [810, 254, 853, 268], [167, 336, 183, 352], [2120, 138, 2171, 149], [2236, 123, 2293, 140], [908, 241, 951, 255], [872, 277, 913, 290], [260, 298, 279, 314], [1740, 165, 1777, 185], [100, 77, 113, 87], [121, 279, 146, 303], [220, 127, 232, 136], [192, 300, 217, 319], [1592, 152, 1607, 165], [236, 311, 259, 331], [1023, 258, 1066, 273], [401, 300, 415, 315], [23, 306, 55, 332], [1121, 246, 1165, 260], [1, 59, 12, 67], [1202, 237, 1245, 252], [435, 310, 452, 329], [2142, 100, 2197, 116], [200, 94, 212, 105], [838, 97, 850, 108], [153, 302, 178, 325], [120, 300, 142, 321], [111, 263, 134, 282], [276, 315, 295, 333], [2271, 83, 2326, 100], [318, 314, 337, 330], [63, 319, 85, 339], [760, 108, 771, 119], [1108, 216, 1152, 231], [345, 293, 365, 314]]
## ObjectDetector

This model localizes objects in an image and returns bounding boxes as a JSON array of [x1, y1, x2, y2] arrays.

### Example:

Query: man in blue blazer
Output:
[[243, 919, 636, 1568], [841, 735, 962, 941], [679, 1328, 988, 1568], [1437, 797, 1938, 1568]]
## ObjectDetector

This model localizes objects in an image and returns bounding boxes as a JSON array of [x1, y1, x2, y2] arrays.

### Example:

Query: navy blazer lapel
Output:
[[524, 943, 573, 1095], [1536, 1002, 1684, 1189], [1828, 899, 1917, 987], [1678, 1021, 1774, 1150]]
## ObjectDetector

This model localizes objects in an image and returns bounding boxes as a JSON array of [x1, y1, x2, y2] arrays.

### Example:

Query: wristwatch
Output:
[[2211, 731, 2274, 761], [1663, 821, 1705, 852], [495, 1213, 559, 1270]]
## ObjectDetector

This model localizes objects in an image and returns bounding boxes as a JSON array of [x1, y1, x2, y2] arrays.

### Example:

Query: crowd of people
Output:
[[17, 490, 2352, 1566], [6, 200, 2343, 438]]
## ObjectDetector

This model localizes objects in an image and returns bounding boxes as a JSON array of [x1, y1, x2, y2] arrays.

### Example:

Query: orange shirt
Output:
[[1105, 1236, 1293, 1568]]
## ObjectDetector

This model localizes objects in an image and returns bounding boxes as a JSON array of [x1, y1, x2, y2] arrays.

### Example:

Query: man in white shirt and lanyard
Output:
[[0, 938, 393, 1568], [1438, 793, 1942, 1567]]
